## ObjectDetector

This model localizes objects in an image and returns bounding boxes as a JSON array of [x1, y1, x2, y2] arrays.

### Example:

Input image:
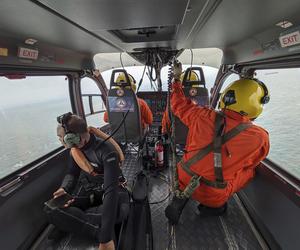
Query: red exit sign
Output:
[[279, 31, 300, 48], [18, 47, 39, 60]]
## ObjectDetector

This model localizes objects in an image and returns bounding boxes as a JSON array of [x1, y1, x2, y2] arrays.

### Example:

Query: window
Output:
[[80, 77, 106, 128], [0, 75, 71, 179], [255, 68, 300, 178], [101, 65, 219, 92]]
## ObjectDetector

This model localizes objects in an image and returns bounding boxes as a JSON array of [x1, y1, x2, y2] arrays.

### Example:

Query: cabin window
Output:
[[0, 75, 70, 179], [255, 68, 300, 178], [80, 77, 106, 128]]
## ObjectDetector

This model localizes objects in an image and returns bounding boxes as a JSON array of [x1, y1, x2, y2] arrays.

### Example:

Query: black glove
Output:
[[165, 196, 188, 225]]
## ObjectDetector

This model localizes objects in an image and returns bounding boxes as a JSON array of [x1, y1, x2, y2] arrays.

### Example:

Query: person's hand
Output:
[[99, 240, 115, 250], [53, 188, 75, 208], [173, 60, 182, 81], [53, 188, 66, 198]]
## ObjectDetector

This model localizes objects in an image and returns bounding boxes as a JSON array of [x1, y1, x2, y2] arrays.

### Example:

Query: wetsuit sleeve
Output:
[[139, 98, 153, 125], [103, 111, 109, 123], [99, 150, 120, 243], [60, 156, 80, 193], [171, 82, 213, 127]]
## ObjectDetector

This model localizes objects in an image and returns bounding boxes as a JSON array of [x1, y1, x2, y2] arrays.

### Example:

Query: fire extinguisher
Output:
[[155, 137, 164, 168]]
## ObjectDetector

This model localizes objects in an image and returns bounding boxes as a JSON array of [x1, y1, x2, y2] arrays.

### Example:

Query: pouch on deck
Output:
[[118, 172, 153, 250]]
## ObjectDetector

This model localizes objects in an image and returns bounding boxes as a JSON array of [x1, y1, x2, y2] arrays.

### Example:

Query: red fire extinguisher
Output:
[[155, 139, 164, 167]]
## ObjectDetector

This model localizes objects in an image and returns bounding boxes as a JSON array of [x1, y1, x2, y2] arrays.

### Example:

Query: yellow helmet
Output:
[[116, 73, 136, 92], [219, 78, 270, 119], [180, 70, 199, 82]]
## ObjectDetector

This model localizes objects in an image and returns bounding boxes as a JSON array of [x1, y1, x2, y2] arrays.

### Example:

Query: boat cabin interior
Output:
[[0, 0, 299, 249]]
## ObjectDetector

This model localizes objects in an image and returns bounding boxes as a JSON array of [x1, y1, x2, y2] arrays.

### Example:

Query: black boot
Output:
[[165, 196, 188, 225], [197, 203, 227, 216]]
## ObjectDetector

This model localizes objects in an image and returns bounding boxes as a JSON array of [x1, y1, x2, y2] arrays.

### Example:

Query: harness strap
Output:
[[213, 112, 226, 184], [179, 115, 252, 192]]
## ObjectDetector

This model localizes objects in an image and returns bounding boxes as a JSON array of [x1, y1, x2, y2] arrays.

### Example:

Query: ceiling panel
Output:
[[38, 0, 189, 30]]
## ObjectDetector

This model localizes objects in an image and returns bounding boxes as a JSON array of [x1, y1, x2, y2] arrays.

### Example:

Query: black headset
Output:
[[253, 78, 270, 104], [128, 73, 136, 84]]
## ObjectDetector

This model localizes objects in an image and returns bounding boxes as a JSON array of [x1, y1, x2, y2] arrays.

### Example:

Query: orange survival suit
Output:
[[104, 98, 153, 129], [171, 82, 269, 207]]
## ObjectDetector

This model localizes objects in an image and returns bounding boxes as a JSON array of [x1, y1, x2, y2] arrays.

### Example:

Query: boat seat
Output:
[[107, 69, 144, 144]]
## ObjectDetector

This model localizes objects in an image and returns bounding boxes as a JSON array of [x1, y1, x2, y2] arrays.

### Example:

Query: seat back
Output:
[[174, 67, 209, 145], [107, 69, 143, 143]]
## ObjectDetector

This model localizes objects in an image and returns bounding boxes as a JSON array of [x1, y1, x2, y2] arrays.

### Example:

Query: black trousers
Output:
[[44, 185, 130, 241]]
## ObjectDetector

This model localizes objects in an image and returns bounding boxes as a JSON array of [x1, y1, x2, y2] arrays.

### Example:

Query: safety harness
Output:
[[175, 112, 252, 199]]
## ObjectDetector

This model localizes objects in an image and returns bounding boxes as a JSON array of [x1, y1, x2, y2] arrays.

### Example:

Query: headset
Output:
[[223, 78, 270, 106], [57, 112, 81, 148], [254, 78, 270, 104], [128, 73, 136, 84]]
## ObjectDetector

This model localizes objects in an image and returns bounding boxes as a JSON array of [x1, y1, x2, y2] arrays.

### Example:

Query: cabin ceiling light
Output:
[[25, 38, 38, 45], [276, 21, 293, 28]]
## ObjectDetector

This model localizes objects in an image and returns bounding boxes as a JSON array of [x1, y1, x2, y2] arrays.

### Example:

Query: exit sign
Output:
[[279, 31, 300, 48], [18, 47, 39, 60]]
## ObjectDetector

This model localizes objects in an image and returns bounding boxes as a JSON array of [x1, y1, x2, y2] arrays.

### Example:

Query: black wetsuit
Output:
[[44, 134, 129, 243]]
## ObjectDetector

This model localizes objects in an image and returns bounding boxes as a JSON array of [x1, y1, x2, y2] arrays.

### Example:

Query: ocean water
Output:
[[0, 99, 106, 178], [0, 69, 299, 179]]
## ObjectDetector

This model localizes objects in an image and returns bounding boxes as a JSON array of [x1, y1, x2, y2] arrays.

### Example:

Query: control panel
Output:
[[137, 91, 167, 122]]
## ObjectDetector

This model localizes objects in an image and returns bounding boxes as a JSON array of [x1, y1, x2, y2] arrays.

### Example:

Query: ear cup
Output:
[[63, 133, 81, 148], [254, 79, 269, 104]]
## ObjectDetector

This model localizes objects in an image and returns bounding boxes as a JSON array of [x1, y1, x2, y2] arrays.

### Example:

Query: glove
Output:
[[165, 196, 188, 225], [173, 60, 182, 81]]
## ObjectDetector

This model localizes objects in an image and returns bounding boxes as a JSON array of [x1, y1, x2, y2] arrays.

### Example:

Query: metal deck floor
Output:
[[35, 152, 265, 250]]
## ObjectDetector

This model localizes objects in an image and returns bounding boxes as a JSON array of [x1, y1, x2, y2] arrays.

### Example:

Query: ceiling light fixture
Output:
[[25, 38, 38, 45], [276, 21, 293, 29]]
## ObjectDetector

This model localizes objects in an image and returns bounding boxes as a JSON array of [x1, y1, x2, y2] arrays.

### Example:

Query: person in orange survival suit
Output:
[[161, 70, 200, 134], [103, 73, 153, 130], [165, 62, 270, 224]]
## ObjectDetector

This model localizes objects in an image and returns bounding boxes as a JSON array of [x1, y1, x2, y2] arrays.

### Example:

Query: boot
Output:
[[197, 203, 227, 216], [165, 196, 188, 225]]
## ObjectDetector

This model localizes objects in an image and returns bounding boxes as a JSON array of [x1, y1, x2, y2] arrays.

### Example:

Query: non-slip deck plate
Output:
[[35, 152, 264, 250]]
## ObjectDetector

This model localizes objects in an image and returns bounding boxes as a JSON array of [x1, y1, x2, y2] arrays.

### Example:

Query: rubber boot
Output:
[[197, 203, 227, 216], [165, 196, 188, 225]]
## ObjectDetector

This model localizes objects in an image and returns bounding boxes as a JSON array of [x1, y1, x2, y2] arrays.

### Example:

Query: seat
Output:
[[107, 69, 143, 144], [174, 67, 209, 145]]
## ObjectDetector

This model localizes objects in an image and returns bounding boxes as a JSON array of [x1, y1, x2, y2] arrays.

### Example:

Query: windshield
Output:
[[101, 65, 218, 92]]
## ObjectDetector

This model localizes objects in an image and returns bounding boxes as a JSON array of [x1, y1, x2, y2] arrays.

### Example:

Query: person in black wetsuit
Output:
[[44, 113, 128, 250]]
